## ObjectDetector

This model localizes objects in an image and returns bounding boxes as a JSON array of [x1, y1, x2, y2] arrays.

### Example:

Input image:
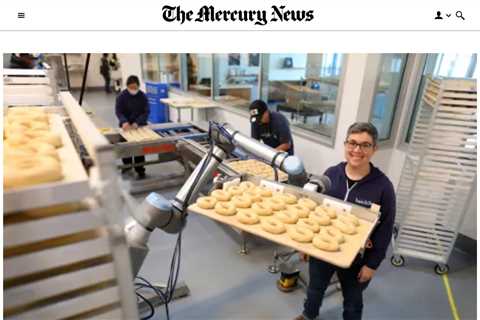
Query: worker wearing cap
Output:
[[249, 100, 294, 155]]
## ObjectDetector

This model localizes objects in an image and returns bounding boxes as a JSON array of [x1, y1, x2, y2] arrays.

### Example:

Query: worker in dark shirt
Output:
[[249, 100, 294, 155], [115, 75, 150, 179], [294, 122, 396, 320]]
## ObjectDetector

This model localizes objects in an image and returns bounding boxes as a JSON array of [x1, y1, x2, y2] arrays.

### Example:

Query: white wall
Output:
[[117, 53, 145, 91]]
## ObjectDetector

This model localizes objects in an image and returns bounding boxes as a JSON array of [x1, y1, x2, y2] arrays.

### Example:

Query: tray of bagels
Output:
[[225, 159, 289, 182], [188, 177, 380, 268], [3, 106, 91, 213]]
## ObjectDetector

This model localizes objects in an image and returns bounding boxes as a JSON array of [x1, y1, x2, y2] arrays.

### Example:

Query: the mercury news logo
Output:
[[161, 5, 315, 26]]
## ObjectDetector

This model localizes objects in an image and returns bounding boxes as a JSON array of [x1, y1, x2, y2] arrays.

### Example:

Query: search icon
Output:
[[456, 10, 465, 20]]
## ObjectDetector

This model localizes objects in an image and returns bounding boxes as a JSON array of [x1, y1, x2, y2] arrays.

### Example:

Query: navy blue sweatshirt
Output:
[[115, 90, 150, 127], [324, 162, 396, 270]]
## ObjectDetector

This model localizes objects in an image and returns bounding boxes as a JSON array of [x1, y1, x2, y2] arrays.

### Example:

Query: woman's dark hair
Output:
[[103, 53, 108, 58], [126, 75, 140, 86], [346, 122, 378, 145]]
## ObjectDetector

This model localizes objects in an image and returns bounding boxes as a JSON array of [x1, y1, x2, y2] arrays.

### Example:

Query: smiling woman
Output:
[[296, 121, 396, 320]]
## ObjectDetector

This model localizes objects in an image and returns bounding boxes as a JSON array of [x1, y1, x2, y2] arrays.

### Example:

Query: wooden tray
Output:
[[188, 185, 378, 268], [4, 114, 91, 213]]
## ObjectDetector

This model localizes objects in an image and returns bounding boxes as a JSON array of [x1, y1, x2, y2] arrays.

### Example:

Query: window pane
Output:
[[267, 53, 344, 138], [141, 54, 161, 82], [213, 54, 260, 108], [158, 54, 180, 87], [369, 54, 408, 141], [405, 53, 477, 143], [187, 54, 212, 97]]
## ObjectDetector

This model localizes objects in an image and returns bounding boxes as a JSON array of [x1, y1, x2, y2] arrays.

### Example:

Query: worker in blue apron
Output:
[[249, 100, 294, 155]]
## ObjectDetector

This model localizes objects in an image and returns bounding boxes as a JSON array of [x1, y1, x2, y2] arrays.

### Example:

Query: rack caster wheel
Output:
[[390, 255, 405, 267], [434, 264, 449, 275]]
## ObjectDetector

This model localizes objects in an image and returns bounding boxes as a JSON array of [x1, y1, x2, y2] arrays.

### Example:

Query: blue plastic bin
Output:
[[146, 82, 169, 123]]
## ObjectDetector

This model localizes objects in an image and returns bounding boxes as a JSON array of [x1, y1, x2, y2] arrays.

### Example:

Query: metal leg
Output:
[[239, 232, 249, 255], [177, 107, 181, 123], [267, 249, 280, 273], [190, 107, 194, 122]]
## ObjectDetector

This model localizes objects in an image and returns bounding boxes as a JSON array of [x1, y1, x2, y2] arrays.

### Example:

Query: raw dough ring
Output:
[[316, 206, 337, 219], [226, 185, 244, 196], [287, 204, 310, 218], [309, 210, 331, 226], [4, 156, 63, 189], [288, 225, 314, 243], [240, 181, 256, 190], [214, 202, 237, 216], [264, 197, 286, 211], [4, 141, 59, 160], [297, 218, 321, 233], [237, 210, 259, 225], [273, 192, 298, 205], [252, 202, 273, 216], [298, 198, 317, 210], [312, 233, 340, 252], [231, 195, 252, 208], [196, 196, 217, 209], [275, 210, 299, 224], [261, 217, 286, 234], [243, 190, 263, 203], [29, 130, 63, 148], [255, 186, 273, 197], [343, 214, 360, 226], [332, 216, 357, 235], [321, 226, 345, 244], [211, 190, 231, 201]]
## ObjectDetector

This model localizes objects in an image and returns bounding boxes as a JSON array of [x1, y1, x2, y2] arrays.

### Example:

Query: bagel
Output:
[[332, 215, 357, 235], [287, 225, 314, 243], [261, 217, 286, 234], [211, 189, 231, 201], [287, 204, 310, 218], [237, 210, 259, 225], [196, 196, 217, 209], [309, 210, 331, 226], [243, 189, 263, 203], [231, 195, 252, 208], [316, 205, 337, 219], [312, 233, 340, 252], [255, 186, 273, 197], [4, 141, 59, 160], [297, 218, 321, 233], [320, 226, 345, 244], [263, 197, 286, 211], [252, 202, 273, 216], [214, 202, 237, 216], [226, 185, 244, 196], [274, 210, 299, 224], [273, 192, 298, 205], [343, 213, 360, 226], [298, 198, 317, 210], [239, 181, 257, 190], [4, 156, 63, 189], [6, 129, 63, 148]]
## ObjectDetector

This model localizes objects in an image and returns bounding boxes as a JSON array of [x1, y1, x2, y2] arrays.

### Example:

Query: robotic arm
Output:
[[125, 122, 307, 275]]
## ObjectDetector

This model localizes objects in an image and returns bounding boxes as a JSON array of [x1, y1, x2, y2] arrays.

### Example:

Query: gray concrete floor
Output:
[[82, 89, 476, 320]]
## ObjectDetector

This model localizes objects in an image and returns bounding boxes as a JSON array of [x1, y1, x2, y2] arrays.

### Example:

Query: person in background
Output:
[[294, 122, 396, 320], [100, 53, 111, 93], [249, 99, 294, 155], [110, 53, 122, 93], [115, 75, 150, 179]]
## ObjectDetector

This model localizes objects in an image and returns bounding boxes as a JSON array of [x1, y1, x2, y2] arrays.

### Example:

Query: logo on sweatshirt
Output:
[[355, 197, 372, 206]]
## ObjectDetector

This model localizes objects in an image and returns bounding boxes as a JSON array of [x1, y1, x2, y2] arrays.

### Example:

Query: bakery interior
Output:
[[3, 53, 477, 320]]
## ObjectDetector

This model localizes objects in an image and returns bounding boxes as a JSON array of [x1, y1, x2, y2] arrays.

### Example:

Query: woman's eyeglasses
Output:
[[344, 140, 374, 151]]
